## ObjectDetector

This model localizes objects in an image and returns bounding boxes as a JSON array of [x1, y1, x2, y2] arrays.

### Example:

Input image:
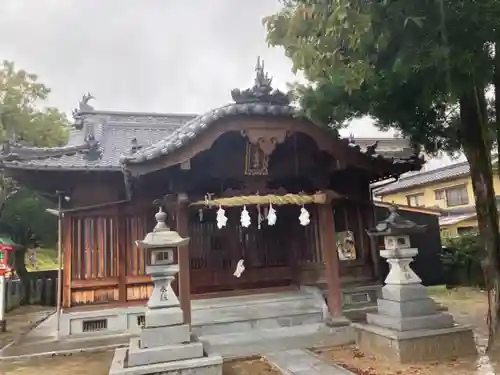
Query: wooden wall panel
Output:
[[127, 284, 152, 301], [70, 216, 119, 280], [64, 198, 378, 307], [71, 287, 119, 306]]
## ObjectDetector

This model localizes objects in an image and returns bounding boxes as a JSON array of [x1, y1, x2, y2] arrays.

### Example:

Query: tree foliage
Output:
[[0, 60, 69, 147], [0, 187, 57, 248], [264, 0, 500, 349], [266, 1, 500, 152], [0, 60, 67, 247]]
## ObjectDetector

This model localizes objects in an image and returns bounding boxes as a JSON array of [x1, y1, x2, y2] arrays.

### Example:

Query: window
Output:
[[457, 226, 477, 236], [440, 229, 451, 238], [445, 185, 469, 207], [406, 194, 424, 207], [435, 190, 445, 200]]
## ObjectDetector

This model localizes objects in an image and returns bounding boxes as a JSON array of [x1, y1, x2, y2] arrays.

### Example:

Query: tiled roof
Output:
[[1, 57, 419, 173], [121, 103, 296, 164], [1, 112, 196, 171], [439, 213, 476, 226], [1, 56, 421, 174], [120, 105, 418, 165], [375, 161, 471, 195], [1, 105, 417, 171]]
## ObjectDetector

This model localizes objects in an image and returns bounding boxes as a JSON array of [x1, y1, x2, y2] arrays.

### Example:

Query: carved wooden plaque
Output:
[[244, 141, 269, 176], [336, 231, 357, 261]]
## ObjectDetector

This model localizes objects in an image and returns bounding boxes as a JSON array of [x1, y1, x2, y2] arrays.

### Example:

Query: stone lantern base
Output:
[[352, 321, 477, 363], [352, 249, 477, 363], [109, 347, 222, 375]]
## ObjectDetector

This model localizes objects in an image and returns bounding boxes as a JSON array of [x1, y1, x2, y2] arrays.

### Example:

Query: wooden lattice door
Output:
[[188, 207, 295, 294]]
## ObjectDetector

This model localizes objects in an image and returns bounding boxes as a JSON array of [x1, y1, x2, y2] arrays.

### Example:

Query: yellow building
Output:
[[374, 161, 497, 237]]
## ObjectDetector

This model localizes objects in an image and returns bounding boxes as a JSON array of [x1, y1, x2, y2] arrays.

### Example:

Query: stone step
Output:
[[192, 289, 318, 311], [200, 323, 354, 359], [192, 311, 323, 336], [191, 289, 325, 336], [192, 298, 322, 325]]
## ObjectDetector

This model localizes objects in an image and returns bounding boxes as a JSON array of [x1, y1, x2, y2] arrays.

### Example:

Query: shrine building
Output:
[[0, 59, 423, 342]]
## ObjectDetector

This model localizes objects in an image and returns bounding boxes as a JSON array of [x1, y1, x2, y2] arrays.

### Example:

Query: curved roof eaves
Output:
[[119, 102, 301, 165]]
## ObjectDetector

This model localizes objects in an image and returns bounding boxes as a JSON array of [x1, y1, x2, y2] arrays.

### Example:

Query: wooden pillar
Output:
[[317, 199, 343, 317], [117, 206, 127, 303], [62, 215, 72, 308], [177, 193, 191, 325]]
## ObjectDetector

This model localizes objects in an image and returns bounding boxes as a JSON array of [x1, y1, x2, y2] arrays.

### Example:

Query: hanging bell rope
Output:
[[190, 192, 338, 208]]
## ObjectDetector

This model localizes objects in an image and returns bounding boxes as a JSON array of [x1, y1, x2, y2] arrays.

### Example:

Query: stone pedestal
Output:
[[109, 208, 222, 375], [353, 247, 476, 363]]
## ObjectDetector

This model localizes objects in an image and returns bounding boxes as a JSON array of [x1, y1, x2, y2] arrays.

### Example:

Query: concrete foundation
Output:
[[58, 285, 377, 338], [1, 287, 357, 360], [352, 323, 477, 363]]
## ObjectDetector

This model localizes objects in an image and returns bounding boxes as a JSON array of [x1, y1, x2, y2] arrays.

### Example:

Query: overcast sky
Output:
[[0, 0, 458, 168]]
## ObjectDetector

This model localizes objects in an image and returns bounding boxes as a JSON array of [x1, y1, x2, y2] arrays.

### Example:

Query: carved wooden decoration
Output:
[[244, 141, 269, 176], [241, 128, 289, 156], [336, 231, 357, 261]]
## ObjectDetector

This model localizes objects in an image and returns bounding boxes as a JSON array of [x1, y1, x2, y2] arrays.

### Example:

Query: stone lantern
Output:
[[109, 207, 222, 375], [367, 205, 429, 294], [351, 205, 476, 363], [136, 207, 189, 323]]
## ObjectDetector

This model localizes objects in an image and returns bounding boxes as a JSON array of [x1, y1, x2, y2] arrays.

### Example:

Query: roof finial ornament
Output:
[[83, 132, 102, 161], [130, 138, 143, 154], [365, 140, 379, 157], [72, 93, 95, 130], [230, 56, 290, 106], [254, 56, 272, 91], [73, 93, 95, 115]]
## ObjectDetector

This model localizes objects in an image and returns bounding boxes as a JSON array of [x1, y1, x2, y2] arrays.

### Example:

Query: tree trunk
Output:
[[495, 42, 500, 162], [459, 88, 500, 351]]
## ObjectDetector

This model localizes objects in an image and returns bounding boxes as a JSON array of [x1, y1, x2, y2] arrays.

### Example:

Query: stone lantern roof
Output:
[[135, 208, 189, 249], [367, 205, 427, 237]]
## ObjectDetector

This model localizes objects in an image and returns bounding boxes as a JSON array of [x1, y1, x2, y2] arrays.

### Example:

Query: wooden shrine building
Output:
[[0, 59, 422, 333]]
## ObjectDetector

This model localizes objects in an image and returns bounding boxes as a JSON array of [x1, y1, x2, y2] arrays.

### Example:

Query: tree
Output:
[[0, 60, 69, 218], [0, 61, 68, 300], [264, 0, 500, 349], [0, 60, 68, 147]]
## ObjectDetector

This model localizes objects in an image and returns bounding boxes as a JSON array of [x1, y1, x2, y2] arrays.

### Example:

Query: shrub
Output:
[[442, 234, 485, 287]]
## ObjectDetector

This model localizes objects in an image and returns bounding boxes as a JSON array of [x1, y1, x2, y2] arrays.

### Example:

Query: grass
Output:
[[25, 248, 59, 271], [427, 284, 485, 299]]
